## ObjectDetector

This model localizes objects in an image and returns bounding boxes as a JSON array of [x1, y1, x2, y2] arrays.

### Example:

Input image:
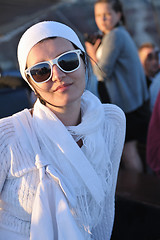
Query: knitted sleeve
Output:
[[104, 103, 126, 185], [0, 117, 14, 192], [92, 104, 126, 240]]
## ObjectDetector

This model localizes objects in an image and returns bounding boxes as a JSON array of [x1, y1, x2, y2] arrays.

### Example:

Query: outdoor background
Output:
[[0, 0, 160, 72]]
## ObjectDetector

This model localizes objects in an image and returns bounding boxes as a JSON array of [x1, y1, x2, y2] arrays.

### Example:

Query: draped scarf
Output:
[[29, 90, 112, 239]]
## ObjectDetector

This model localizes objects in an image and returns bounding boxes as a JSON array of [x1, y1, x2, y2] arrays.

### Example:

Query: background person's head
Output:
[[138, 42, 160, 78], [94, 0, 125, 34]]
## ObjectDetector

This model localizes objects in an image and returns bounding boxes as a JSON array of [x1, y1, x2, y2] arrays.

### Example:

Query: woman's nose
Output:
[[52, 64, 66, 81]]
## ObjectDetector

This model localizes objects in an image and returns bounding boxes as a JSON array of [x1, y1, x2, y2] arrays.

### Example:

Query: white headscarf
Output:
[[17, 21, 85, 85]]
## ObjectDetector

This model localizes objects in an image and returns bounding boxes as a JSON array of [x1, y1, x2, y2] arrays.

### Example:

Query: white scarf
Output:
[[29, 90, 112, 239]]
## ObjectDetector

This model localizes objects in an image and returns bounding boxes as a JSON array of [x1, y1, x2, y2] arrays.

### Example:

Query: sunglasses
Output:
[[25, 49, 82, 84]]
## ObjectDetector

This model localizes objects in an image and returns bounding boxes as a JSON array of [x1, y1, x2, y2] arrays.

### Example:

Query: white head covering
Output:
[[17, 21, 85, 84]]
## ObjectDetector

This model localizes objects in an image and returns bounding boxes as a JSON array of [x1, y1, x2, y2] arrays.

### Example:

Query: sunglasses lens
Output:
[[58, 52, 79, 72], [27, 51, 81, 83], [30, 63, 51, 83]]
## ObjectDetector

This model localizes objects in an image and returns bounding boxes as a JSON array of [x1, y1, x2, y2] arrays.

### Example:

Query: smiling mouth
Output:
[[54, 83, 73, 92]]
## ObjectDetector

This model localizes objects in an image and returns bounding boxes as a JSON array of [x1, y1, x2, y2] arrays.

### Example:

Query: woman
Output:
[[0, 21, 125, 240], [85, 0, 150, 173]]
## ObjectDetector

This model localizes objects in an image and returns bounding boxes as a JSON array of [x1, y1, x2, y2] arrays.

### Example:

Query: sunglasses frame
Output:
[[25, 49, 82, 84]]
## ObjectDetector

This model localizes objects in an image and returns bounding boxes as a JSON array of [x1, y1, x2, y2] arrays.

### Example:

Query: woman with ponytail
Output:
[[85, 0, 150, 173]]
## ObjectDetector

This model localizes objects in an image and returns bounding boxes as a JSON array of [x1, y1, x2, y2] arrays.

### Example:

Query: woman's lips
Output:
[[54, 83, 73, 92]]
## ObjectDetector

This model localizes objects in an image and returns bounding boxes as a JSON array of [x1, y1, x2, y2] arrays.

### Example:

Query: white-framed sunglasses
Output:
[[25, 49, 82, 84]]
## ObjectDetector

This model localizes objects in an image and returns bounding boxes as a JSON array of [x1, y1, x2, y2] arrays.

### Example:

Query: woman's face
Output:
[[26, 37, 86, 108], [139, 47, 159, 78], [94, 2, 121, 34]]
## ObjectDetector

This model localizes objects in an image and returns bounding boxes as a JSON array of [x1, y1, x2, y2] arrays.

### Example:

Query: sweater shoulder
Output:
[[113, 26, 129, 38], [104, 26, 126, 41], [0, 109, 31, 145], [103, 103, 126, 127], [0, 115, 17, 192], [102, 103, 126, 150], [0, 115, 16, 147], [0, 109, 36, 179], [102, 27, 127, 52]]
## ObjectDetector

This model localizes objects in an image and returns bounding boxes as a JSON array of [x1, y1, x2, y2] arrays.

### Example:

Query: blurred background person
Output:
[[84, 31, 110, 103], [85, 0, 150, 173], [138, 42, 160, 88], [138, 42, 160, 112]]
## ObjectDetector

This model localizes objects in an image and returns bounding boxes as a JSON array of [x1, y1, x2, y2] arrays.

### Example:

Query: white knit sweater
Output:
[[0, 103, 125, 239]]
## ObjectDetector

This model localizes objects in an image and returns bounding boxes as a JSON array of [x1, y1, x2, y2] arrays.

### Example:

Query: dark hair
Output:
[[94, 0, 125, 25]]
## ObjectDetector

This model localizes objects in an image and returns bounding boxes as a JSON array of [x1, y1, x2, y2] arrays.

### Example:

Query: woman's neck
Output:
[[46, 100, 82, 127]]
